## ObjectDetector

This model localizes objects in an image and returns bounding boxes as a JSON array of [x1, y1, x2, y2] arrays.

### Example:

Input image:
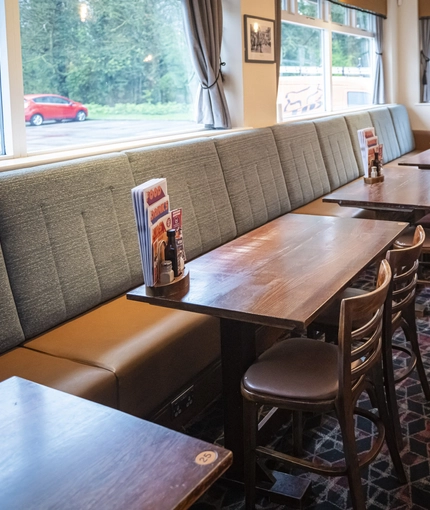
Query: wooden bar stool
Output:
[[394, 221, 430, 285], [310, 225, 430, 450], [241, 261, 406, 510]]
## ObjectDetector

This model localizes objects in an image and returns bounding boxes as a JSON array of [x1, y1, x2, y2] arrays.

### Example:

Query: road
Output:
[[26, 118, 197, 152]]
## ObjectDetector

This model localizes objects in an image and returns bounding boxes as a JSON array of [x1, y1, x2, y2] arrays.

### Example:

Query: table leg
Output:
[[219, 318, 311, 507]]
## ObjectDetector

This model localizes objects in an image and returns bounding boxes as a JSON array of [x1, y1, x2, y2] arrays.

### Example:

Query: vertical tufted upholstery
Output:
[[388, 104, 415, 155], [0, 153, 142, 340], [126, 138, 237, 261], [369, 107, 402, 162], [313, 116, 360, 190], [213, 129, 291, 236], [344, 111, 374, 176], [270, 121, 330, 209], [0, 243, 25, 353]]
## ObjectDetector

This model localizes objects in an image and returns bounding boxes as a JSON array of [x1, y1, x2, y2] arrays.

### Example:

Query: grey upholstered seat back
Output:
[[344, 111, 374, 176], [126, 138, 237, 260], [270, 121, 330, 210], [0, 153, 142, 340], [313, 116, 360, 190], [213, 129, 291, 236], [388, 104, 415, 155], [0, 243, 25, 353], [369, 107, 401, 162]]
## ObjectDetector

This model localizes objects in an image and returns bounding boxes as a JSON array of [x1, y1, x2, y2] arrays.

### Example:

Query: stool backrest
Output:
[[386, 225, 425, 321], [338, 259, 392, 392]]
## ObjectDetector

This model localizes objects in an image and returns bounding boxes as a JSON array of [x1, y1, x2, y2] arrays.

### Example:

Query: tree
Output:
[[19, 0, 194, 107]]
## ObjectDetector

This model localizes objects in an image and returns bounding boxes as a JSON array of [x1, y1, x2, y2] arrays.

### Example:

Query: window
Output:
[[1, 0, 198, 158], [279, 23, 323, 116], [278, 0, 375, 120], [0, 74, 4, 156], [298, 0, 319, 18]]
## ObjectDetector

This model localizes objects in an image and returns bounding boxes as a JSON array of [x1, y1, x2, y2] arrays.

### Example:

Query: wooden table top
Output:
[[127, 214, 407, 330], [0, 377, 232, 510], [398, 148, 430, 168], [323, 166, 430, 211]]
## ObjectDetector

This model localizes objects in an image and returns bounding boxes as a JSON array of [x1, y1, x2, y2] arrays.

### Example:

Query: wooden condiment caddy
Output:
[[364, 174, 384, 184]]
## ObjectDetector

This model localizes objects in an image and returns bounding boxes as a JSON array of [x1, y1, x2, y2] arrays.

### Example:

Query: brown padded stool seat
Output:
[[394, 226, 430, 249], [313, 288, 366, 328], [416, 213, 430, 228], [243, 338, 339, 402]]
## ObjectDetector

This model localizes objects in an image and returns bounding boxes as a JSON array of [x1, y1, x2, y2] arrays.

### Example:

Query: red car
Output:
[[24, 94, 88, 126]]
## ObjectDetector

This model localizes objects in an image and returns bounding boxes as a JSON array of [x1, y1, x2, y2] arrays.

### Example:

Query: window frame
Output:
[[280, 0, 375, 118], [0, 0, 206, 167]]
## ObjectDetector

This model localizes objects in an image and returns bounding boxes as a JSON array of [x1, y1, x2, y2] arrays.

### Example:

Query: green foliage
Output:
[[281, 22, 322, 68], [281, 21, 370, 71], [87, 102, 193, 119], [19, 0, 194, 112]]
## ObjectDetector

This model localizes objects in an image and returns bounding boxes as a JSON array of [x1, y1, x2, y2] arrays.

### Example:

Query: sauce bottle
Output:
[[165, 229, 179, 277]]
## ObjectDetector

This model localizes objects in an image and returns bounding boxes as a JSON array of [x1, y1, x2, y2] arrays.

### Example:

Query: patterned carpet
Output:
[[187, 269, 430, 510]]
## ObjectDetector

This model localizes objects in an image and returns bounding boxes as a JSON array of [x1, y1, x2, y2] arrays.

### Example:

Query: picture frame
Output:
[[244, 15, 275, 64]]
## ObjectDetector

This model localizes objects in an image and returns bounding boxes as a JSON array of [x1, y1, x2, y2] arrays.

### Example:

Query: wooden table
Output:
[[127, 213, 407, 507], [398, 148, 430, 168], [0, 376, 232, 510], [323, 166, 430, 213]]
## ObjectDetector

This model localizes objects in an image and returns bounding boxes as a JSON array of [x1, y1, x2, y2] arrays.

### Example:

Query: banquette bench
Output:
[[0, 104, 418, 428]]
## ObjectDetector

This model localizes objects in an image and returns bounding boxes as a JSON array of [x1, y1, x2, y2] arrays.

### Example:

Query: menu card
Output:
[[132, 178, 185, 286], [357, 127, 384, 175]]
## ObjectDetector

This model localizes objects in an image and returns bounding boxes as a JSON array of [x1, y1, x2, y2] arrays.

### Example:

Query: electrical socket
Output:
[[170, 385, 194, 419]]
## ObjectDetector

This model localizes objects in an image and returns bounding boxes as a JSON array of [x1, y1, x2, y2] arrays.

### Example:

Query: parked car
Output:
[[24, 94, 88, 126]]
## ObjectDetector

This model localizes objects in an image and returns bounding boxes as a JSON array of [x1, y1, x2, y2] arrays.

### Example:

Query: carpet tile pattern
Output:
[[187, 271, 430, 510]]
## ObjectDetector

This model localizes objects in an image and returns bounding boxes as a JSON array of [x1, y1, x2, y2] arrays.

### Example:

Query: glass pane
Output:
[[331, 2, 347, 25], [331, 32, 373, 110], [298, 0, 319, 18], [355, 10, 371, 31], [278, 22, 324, 119], [0, 71, 4, 156], [19, 0, 197, 153]]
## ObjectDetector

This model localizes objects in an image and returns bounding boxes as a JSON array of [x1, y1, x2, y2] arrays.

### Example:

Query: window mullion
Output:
[[323, 27, 332, 112]]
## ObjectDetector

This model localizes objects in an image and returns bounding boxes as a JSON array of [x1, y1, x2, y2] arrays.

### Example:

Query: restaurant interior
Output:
[[2, 0, 430, 509]]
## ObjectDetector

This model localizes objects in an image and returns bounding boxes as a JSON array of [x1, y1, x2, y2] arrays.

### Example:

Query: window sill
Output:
[[0, 126, 243, 173]]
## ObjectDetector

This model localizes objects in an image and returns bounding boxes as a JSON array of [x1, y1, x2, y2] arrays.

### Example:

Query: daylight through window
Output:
[[278, 0, 375, 119], [3, 0, 198, 156]]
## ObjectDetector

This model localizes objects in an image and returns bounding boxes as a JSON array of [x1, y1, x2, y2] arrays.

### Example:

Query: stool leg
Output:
[[292, 411, 304, 456], [243, 399, 258, 510], [336, 405, 366, 510], [402, 305, 430, 400], [371, 363, 407, 484], [383, 323, 404, 450]]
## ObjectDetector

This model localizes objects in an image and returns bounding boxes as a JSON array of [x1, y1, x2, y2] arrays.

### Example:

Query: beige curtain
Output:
[[181, 0, 231, 129]]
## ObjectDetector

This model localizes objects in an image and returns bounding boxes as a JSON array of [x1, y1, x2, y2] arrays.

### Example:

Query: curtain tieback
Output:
[[376, 52, 383, 56], [421, 51, 430, 86], [201, 61, 226, 90]]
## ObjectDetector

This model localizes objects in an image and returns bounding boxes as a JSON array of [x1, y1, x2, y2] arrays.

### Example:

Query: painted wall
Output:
[[223, 0, 278, 128], [393, 0, 430, 130], [223, 0, 430, 131]]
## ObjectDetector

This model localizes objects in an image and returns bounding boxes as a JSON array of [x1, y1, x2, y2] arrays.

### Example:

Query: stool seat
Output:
[[394, 226, 430, 249], [316, 288, 366, 328], [243, 338, 339, 402]]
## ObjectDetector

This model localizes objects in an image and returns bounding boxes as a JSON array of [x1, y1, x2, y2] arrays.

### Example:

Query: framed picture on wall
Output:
[[244, 15, 275, 63]]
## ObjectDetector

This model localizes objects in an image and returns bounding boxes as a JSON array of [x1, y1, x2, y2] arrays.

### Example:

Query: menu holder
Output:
[[363, 175, 384, 184], [145, 267, 190, 298]]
